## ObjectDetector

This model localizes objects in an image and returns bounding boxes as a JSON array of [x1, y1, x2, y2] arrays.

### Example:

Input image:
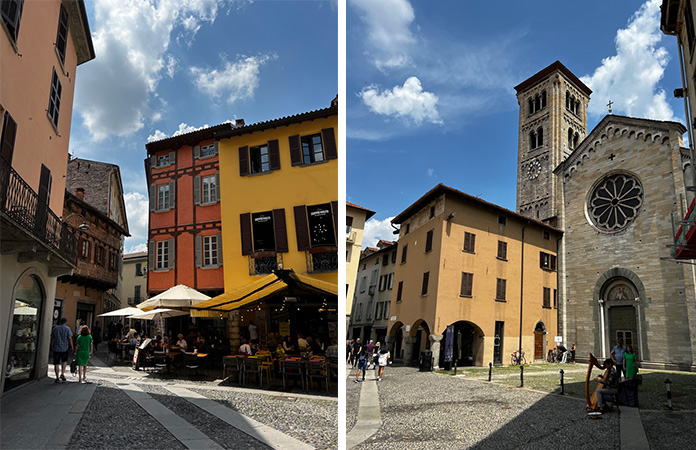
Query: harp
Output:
[[585, 353, 609, 411]]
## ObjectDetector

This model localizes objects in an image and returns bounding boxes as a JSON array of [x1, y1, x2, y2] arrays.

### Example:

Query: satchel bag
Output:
[[70, 358, 77, 375]]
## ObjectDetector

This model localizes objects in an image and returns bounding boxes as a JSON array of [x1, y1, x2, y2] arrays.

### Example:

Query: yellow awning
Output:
[[190, 271, 337, 317]]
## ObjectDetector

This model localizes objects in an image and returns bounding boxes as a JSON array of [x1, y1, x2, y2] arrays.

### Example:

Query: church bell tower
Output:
[[515, 61, 591, 225]]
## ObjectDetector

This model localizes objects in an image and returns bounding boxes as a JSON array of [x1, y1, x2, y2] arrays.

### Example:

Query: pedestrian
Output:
[[354, 347, 367, 383], [50, 318, 74, 383], [352, 338, 363, 368], [92, 321, 102, 353], [372, 342, 380, 370], [570, 342, 576, 364], [611, 339, 625, 377], [377, 345, 390, 381], [365, 339, 375, 368], [623, 344, 639, 380], [75, 325, 93, 384]]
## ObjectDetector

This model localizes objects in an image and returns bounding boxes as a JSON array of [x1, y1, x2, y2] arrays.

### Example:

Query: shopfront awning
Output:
[[190, 270, 337, 317]]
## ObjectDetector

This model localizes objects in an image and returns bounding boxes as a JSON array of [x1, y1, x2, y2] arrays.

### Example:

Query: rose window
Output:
[[588, 173, 643, 232]]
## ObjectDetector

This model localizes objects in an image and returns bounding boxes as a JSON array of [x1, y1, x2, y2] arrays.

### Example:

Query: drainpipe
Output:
[[519, 221, 529, 358]]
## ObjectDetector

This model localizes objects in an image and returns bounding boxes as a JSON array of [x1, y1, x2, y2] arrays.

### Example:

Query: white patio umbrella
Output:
[[137, 285, 210, 310], [127, 308, 189, 320], [98, 307, 145, 317]]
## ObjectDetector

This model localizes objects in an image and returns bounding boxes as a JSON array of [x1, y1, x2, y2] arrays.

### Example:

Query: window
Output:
[[463, 232, 475, 253], [588, 173, 643, 232], [568, 128, 579, 150], [1, 0, 23, 45], [79, 239, 90, 260], [543, 230, 550, 240], [1, 111, 18, 164], [157, 241, 169, 269], [396, 281, 403, 302], [359, 276, 367, 293], [425, 229, 433, 252], [250, 144, 270, 173], [528, 90, 547, 115], [346, 216, 353, 236], [158, 184, 171, 210], [54, 4, 68, 66], [149, 239, 175, 271], [135, 263, 142, 276], [251, 212, 276, 252], [566, 91, 580, 114], [201, 175, 217, 204], [496, 278, 506, 301], [306, 203, 336, 247], [47, 68, 62, 128], [382, 253, 389, 266], [387, 273, 394, 290], [429, 206, 435, 219], [238, 141, 280, 176], [134, 285, 141, 301], [543, 287, 551, 308], [200, 144, 216, 158], [375, 303, 383, 320], [529, 127, 543, 150], [460, 272, 473, 297], [498, 215, 507, 226], [379, 275, 386, 291], [540, 252, 557, 270], [421, 271, 429, 296], [401, 244, 408, 263], [151, 152, 175, 168], [95, 246, 104, 266], [203, 235, 219, 266], [497, 241, 508, 260], [289, 129, 337, 166], [158, 155, 170, 166], [405, 223, 410, 234], [553, 289, 558, 309], [391, 251, 397, 263]]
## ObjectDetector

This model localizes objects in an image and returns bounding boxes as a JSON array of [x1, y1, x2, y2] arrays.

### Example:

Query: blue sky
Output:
[[69, 0, 337, 253], [347, 0, 686, 247]]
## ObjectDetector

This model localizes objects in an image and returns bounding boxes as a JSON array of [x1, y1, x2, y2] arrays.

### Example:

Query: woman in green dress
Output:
[[624, 344, 638, 379], [75, 325, 93, 384]]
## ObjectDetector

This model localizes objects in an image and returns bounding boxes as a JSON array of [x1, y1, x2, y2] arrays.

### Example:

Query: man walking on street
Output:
[[50, 318, 74, 383]]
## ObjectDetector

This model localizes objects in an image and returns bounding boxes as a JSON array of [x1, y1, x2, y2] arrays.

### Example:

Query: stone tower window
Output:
[[588, 173, 643, 232], [568, 128, 579, 149], [528, 90, 547, 115]]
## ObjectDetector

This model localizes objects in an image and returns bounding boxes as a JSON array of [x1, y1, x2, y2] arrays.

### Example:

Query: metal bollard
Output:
[[560, 369, 565, 395], [665, 378, 673, 410], [520, 364, 524, 387], [488, 362, 492, 382]]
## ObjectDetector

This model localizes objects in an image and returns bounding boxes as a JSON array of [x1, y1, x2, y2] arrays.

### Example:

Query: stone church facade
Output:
[[517, 62, 696, 370]]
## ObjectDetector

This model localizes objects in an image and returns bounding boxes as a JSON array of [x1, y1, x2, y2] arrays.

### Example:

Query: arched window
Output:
[[575, 100, 580, 115], [535, 95, 541, 112], [529, 131, 537, 150], [568, 128, 574, 149], [528, 98, 533, 115], [537, 127, 543, 146], [541, 91, 547, 108], [573, 133, 579, 149], [566, 91, 570, 109]]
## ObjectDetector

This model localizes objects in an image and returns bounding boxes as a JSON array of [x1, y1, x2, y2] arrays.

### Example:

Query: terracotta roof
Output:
[[145, 121, 240, 153], [392, 183, 562, 234], [347, 202, 376, 221], [124, 252, 148, 259], [514, 61, 592, 96], [214, 103, 337, 140]]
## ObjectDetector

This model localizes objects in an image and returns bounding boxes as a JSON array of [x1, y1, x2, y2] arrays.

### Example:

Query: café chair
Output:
[[154, 352, 170, 378], [222, 356, 243, 385], [281, 359, 305, 392], [242, 357, 264, 388], [306, 360, 329, 393], [184, 354, 200, 378]]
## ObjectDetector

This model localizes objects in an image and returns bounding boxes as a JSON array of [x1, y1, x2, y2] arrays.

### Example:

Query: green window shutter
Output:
[[169, 181, 176, 209], [195, 235, 202, 268], [217, 233, 223, 265], [193, 145, 200, 159], [193, 176, 200, 205], [168, 238, 175, 269]]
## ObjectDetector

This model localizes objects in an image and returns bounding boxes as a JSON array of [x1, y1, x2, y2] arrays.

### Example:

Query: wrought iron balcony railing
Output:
[[306, 246, 338, 273], [0, 157, 77, 266], [248, 252, 283, 275]]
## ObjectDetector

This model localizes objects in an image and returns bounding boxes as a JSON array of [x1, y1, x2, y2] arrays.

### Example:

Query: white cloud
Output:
[[190, 54, 276, 104], [147, 122, 214, 142], [165, 55, 179, 78], [147, 130, 168, 143], [123, 191, 150, 254], [74, 0, 237, 141], [359, 77, 442, 125], [581, 0, 674, 121], [351, 0, 416, 71], [427, 168, 434, 177], [362, 216, 396, 249]]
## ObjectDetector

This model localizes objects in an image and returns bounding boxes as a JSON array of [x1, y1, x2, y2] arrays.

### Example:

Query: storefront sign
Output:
[[279, 322, 290, 337]]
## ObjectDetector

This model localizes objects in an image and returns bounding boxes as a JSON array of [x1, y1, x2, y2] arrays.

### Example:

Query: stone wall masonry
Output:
[[66, 159, 116, 217]]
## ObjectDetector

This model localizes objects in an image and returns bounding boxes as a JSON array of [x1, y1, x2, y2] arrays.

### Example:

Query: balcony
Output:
[[0, 158, 77, 275], [306, 246, 338, 273], [248, 252, 284, 276], [128, 296, 144, 305]]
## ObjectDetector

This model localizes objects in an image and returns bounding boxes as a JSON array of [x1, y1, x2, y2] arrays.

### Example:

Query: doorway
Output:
[[494, 321, 504, 365]]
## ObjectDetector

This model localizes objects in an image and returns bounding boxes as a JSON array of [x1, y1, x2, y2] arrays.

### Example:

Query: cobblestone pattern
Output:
[[68, 380, 187, 450], [192, 387, 338, 449], [139, 384, 271, 449], [352, 367, 620, 450], [641, 410, 695, 450]]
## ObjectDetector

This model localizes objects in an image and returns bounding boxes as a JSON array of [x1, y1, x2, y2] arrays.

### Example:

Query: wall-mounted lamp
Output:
[[447, 212, 456, 220], [64, 212, 90, 231]]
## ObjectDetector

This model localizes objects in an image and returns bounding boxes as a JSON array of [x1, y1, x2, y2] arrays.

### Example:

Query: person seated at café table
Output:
[[297, 334, 308, 351], [195, 332, 206, 351], [307, 336, 323, 355], [239, 339, 252, 356], [267, 333, 277, 353], [176, 333, 188, 351], [275, 343, 286, 360], [283, 336, 295, 353]]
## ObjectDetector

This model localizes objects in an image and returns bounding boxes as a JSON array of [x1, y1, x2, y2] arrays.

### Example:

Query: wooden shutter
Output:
[[1, 112, 17, 164], [195, 235, 202, 267], [268, 139, 280, 170], [149, 184, 156, 211], [540, 252, 545, 268], [288, 135, 301, 166], [421, 272, 429, 295], [551, 255, 557, 270], [168, 238, 175, 269], [150, 155, 156, 168], [425, 230, 433, 252], [396, 281, 403, 302], [38, 164, 52, 205], [293, 205, 310, 250], [322, 128, 337, 160], [148, 240, 155, 268], [215, 172, 220, 202], [401, 245, 407, 263], [238, 146, 249, 176], [331, 201, 338, 240], [55, 4, 68, 64], [193, 176, 200, 205], [169, 151, 176, 165], [169, 181, 175, 208], [240, 213, 252, 255], [214, 141, 218, 156], [273, 209, 288, 253], [193, 145, 200, 159], [217, 233, 223, 265]]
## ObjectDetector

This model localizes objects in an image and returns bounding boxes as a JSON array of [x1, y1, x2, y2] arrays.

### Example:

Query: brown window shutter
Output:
[[540, 252, 544, 268], [1, 112, 17, 164], [239, 146, 249, 176], [216, 233, 223, 265], [169, 181, 175, 208], [289, 135, 301, 166], [193, 145, 200, 159], [322, 128, 337, 160], [148, 241, 155, 268], [331, 200, 338, 239], [273, 209, 288, 253], [293, 205, 310, 250], [551, 255, 557, 270], [240, 213, 252, 255], [169, 151, 176, 165], [268, 139, 280, 170]]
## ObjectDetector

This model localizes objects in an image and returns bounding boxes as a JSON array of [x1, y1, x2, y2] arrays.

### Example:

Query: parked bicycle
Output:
[[511, 350, 526, 366]]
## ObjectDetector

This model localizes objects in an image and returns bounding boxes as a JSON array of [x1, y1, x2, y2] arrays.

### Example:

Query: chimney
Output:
[[75, 188, 85, 200]]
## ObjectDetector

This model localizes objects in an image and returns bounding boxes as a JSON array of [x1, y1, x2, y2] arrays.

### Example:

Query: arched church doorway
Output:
[[534, 321, 546, 360], [440, 321, 483, 367], [602, 277, 640, 357]]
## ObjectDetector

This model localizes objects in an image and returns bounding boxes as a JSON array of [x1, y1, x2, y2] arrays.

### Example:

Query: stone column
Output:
[[402, 336, 417, 366], [227, 310, 241, 350], [429, 334, 443, 370], [385, 335, 396, 357]]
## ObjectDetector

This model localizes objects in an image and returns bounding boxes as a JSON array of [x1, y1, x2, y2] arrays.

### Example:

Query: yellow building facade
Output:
[[389, 184, 561, 368], [204, 100, 338, 349], [346, 202, 375, 326]]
